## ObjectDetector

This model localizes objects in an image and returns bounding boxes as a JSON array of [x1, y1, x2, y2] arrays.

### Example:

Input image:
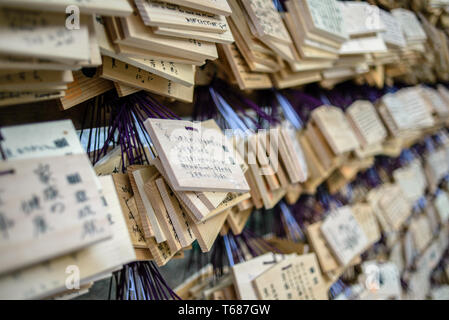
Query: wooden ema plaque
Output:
[[310, 106, 360, 155], [0, 154, 111, 274], [351, 203, 381, 250], [252, 253, 328, 300], [231, 252, 283, 300], [135, 0, 228, 33], [100, 56, 194, 103], [0, 175, 136, 300], [320, 206, 368, 266], [219, 43, 272, 90], [0, 8, 90, 62], [346, 100, 387, 148], [144, 118, 250, 193]]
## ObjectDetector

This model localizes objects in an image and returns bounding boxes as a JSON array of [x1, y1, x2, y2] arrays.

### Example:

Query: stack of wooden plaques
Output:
[[331, 2, 390, 88], [372, 7, 407, 83], [323, 98, 389, 194], [219, 0, 350, 90], [0, 120, 136, 299], [216, 0, 274, 90], [420, 85, 449, 122], [393, 8, 428, 50], [393, 159, 428, 204], [219, 0, 344, 89], [216, 0, 439, 91], [346, 100, 388, 159], [108, 118, 253, 266], [387, 8, 429, 83], [282, 0, 346, 88], [0, 1, 136, 108], [1, 0, 449, 109], [0, 0, 231, 109], [240, 129, 296, 210], [286, 81, 449, 197], [418, 12, 449, 82], [232, 252, 329, 300], [197, 121, 449, 300], [99, 0, 234, 102], [302, 105, 360, 192], [377, 85, 436, 140], [0, 5, 105, 107], [206, 89, 310, 208]]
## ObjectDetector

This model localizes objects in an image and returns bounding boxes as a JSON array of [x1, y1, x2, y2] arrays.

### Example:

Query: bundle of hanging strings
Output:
[[211, 230, 281, 273], [79, 91, 181, 170], [112, 261, 181, 300], [78, 91, 184, 300], [273, 201, 306, 243]]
